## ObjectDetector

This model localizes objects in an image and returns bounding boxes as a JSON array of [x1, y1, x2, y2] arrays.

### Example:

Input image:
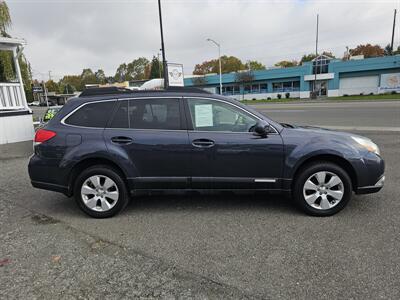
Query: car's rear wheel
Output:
[[293, 162, 352, 216], [73, 165, 129, 218]]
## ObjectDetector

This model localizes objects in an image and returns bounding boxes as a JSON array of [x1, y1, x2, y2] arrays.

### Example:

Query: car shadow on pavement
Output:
[[41, 192, 301, 218], [123, 192, 300, 216]]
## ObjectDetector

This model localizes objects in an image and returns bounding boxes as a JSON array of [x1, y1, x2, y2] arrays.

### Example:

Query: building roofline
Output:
[[0, 37, 27, 46]]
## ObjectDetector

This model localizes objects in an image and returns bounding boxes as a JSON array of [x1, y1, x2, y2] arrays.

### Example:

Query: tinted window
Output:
[[108, 98, 181, 130], [65, 101, 116, 128], [187, 98, 257, 132], [130, 98, 181, 130], [109, 100, 129, 128]]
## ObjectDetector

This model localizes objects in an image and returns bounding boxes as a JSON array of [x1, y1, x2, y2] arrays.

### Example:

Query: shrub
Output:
[[343, 94, 348, 97], [391, 90, 397, 94], [267, 97, 271, 100], [285, 92, 290, 99], [369, 92, 374, 95], [252, 98, 256, 101], [359, 92, 364, 96], [277, 94, 282, 99]]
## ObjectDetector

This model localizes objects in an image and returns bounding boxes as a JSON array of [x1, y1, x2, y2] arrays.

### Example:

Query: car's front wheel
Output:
[[293, 162, 352, 216], [73, 165, 129, 218]]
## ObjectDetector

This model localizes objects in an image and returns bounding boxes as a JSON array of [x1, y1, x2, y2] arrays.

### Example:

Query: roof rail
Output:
[[79, 86, 212, 97], [79, 87, 132, 97]]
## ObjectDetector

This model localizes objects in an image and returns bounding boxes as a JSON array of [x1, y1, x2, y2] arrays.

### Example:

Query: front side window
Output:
[[109, 98, 181, 130], [187, 98, 257, 132], [65, 101, 116, 128]]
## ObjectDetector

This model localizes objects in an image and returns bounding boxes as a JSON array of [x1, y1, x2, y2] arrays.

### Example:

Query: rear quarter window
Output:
[[64, 101, 116, 128]]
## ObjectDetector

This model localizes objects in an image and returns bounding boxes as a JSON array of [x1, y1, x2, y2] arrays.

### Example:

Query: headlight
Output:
[[351, 136, 380, 155]]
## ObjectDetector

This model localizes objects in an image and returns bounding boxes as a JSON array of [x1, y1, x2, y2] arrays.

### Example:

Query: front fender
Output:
[[282, 129, 366, 182]]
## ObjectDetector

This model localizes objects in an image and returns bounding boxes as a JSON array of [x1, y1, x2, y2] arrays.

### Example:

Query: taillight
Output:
[[34, 129, 57, 145]]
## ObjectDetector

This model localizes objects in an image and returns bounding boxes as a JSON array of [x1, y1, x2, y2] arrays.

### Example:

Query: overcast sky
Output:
[[8, 0, 400, 81]]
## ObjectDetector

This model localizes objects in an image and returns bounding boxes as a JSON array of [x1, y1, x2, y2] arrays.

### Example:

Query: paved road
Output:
[[252, 100, 400, 130], [1, 101, 399, 298]]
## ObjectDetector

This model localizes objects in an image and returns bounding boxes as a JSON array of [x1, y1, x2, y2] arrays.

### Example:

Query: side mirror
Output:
[[254, 120, 270, 137]]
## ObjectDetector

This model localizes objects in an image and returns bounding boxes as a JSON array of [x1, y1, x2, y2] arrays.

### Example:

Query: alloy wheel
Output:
[[302, 171, 344, 210], [80, 175, 119, 212]]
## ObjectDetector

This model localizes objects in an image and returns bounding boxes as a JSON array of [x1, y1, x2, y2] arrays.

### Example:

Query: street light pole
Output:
[[207, 38, 222, 94], [158, 0, 168, 89], [313, 14, 319, 98]]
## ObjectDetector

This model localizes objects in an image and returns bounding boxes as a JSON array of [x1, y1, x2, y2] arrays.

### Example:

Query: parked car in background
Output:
[[28, 88, 385, 218], [28, 101, 40, 106]]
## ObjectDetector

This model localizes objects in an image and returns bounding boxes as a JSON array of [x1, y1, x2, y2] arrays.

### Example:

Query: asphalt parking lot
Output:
[[1, 101, 400, 299]]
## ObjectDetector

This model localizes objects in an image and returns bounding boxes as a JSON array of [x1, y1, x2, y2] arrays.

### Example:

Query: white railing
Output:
[[0, 83, 26, 110]]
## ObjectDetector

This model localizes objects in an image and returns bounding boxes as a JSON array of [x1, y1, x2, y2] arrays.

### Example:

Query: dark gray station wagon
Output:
[[28, 88, 385, 218]]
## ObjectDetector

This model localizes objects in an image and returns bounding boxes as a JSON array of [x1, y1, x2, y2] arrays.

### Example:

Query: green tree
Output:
[[80, 68, 97, 88], [114, 63, 128, 82], [235, 70, 255, 99], [59, 75, 82, 92], [274, 60, 298, 68], [384, 44, 393, 56], [245, 60, 266, 70], [45, 79, 58, 93], [300, 51, 335, 64], [127, 57, 150, 80], [94, 69, 106, 84], [0, 0, 11, 37], [149, 55, 163, 79], [193, 55, 245, 75], [114, 57, 150, 82]]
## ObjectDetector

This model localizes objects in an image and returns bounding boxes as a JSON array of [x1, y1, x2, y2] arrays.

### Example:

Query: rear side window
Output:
[[64, 101, 116, 128], [109, 98, 181, 130]]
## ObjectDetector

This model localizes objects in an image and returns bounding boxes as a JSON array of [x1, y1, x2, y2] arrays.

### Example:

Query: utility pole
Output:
[[207, 38, 222, 94], [43, 81, 49, 107], [158, 0, 168, 89], [391, 9, 397, 53], [313, 14, 319, 98], [48, 70, 52, 81]]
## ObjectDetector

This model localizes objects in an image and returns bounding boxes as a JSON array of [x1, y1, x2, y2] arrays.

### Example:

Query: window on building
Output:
[[272, 81, 300, 92], [260, 84, 267, 93], [313, 56, 330, 74], [251, 84, 260, 93], [65, 101, 116, 128]]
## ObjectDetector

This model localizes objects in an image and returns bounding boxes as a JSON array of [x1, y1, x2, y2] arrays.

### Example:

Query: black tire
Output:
[[292, 162, 352, 216], [73, 165, 129, 218]]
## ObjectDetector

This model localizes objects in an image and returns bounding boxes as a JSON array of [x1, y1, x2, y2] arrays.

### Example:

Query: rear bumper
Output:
[[355, 175, 385, 195], [28, 154, 72, 196], [31, 180, 70, 196]]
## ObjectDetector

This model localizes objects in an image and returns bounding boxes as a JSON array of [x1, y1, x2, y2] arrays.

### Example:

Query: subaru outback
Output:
[[28, 88, 385, 218]]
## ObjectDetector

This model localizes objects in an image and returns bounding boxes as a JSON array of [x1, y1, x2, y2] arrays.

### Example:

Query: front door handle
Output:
[[111, 136, 133, 145], [192, 139, 215, 148]]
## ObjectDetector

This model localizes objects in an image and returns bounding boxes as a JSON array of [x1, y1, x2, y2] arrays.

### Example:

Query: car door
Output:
[[184, 97, 284, 190], [103, 97, 191, 189]]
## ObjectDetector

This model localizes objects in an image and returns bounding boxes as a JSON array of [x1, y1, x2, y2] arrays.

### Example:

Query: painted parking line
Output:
[[312, 125, 400, 132]]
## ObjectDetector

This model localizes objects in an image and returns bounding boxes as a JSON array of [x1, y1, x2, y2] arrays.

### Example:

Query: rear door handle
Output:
[[111, 136, 133, 145], [192, 139, 215, 148]]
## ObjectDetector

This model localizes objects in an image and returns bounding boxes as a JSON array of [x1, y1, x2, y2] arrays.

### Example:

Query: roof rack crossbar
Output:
[[79, 86, 212, 97]]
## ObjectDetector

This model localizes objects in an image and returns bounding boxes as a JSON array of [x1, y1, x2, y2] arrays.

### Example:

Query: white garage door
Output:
[[339, 76, 379, 96]]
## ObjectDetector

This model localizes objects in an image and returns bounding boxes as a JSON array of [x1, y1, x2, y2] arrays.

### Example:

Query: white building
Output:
[[0, 37, 34, 158]]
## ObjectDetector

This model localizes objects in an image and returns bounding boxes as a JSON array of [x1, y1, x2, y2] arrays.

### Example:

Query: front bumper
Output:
[[355, 175, 385, 194]]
